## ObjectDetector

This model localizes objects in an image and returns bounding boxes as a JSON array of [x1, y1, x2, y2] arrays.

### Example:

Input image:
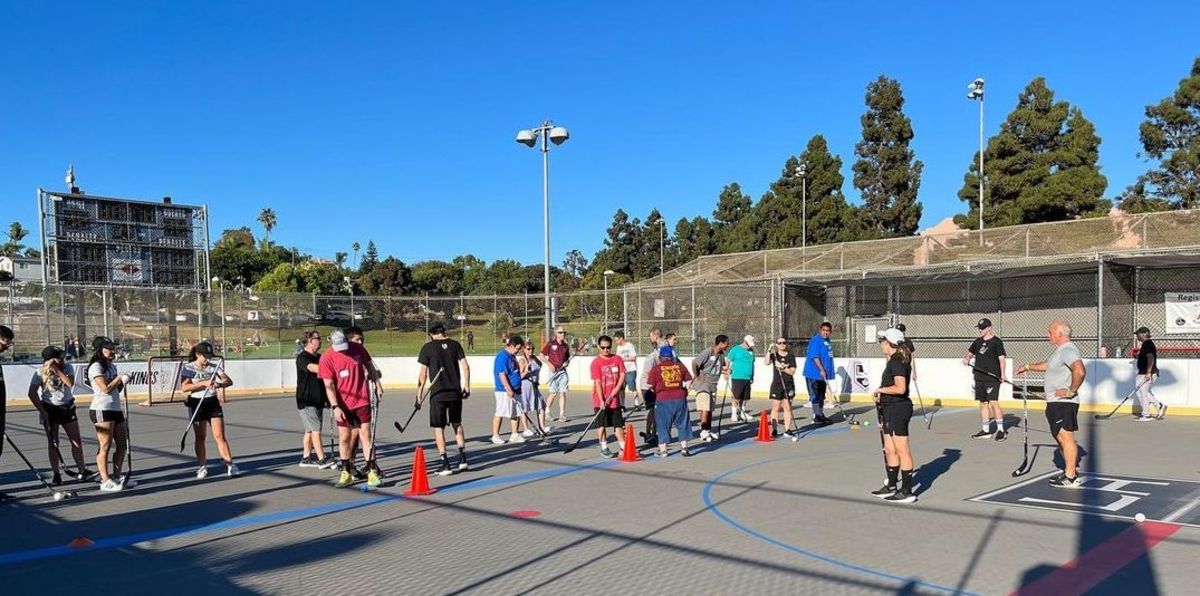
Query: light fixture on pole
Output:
[[602, 269, 615, 333], [967, 77, 985, 241], [343, 276, 355, 322], [792, 162, 808, 251], [516, 120, 570, 344]]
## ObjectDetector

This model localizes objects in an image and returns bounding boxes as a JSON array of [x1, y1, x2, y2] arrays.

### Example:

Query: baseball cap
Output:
[[92, 336, 116, 351], [877, 327, 905, 345], [895, 323, 907, 333], [41, 346, 64, 361], [195, 341, 215, 357], [1135, 326, 1151, 335], [330, 330, 350, 352], [976, 318, 993, 330], [743, 334, 756, 347], [659, 345, 676, 359]]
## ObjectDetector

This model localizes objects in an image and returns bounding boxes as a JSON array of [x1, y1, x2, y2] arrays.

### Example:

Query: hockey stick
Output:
[[1093, 376, 1152, 420], [179, 358, 226, 453], [119, 385, 134, 488], [825, 380, 859, 427], [912, 377, 931, 430], [1012, 376, 1032, 477], [3, 433, 74, 501], [563, 391, 619, 454], [394, 368, 444, 434]]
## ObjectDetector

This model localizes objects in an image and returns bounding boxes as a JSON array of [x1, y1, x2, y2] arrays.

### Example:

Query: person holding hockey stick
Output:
[[870, 328, 918, 504], [518, 342, 549, 434], [767, 337, 799, 438], [27, 346, 93, 485], [1133, 326, 1165, 421], [803, 322, 835, 424], [417, 324, 471, 476], [962, 318, 1008, 440], [1015, 320, 1087, 489], [542, 326, 571, 422], [321, 330, 383, 488], [87, 337, 135, 492], [691, 334, 730, 442], [180, 342, 240, 479], [591, 335, 627, 458], [727, 335, 756, 422]]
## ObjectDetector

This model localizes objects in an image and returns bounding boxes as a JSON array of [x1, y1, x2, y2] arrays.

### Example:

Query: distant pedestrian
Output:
[[728, 335, 756, 422], [649, 346, 693, 457], [803, 322, 834, 424], [1015, 320, 1086, 488], [962, 318, 1007, 441], [466, 330, 475, 352]]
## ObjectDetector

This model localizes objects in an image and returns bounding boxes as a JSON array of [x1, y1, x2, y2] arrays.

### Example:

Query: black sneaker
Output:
[[970, 430, 995, 439], [816, 415, 832, 425], [871, 484, 897, 498], [436, 456, 453, 477], [457, 453, 470, 472], [51, 472, 62, 486], [298, 456, 320, 468], [680, 447, 691, 457], [884, 490, 917, 504], [1049, 475, 1083, 489], [352, 466, 367, 481], [771, 428, 779, 439], [994, 430, 1007, 441]]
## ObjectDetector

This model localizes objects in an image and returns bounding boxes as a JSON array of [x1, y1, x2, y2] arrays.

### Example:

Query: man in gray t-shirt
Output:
[[692, 335, 731, 442], [1016, 320, 1086, 488]]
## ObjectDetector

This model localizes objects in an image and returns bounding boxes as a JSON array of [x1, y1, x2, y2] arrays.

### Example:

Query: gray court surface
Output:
[[1, 393, 1197, 595]]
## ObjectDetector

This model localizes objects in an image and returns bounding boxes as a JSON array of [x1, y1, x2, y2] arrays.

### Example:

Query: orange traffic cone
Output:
[[67, 537, 95, 549], [620, 423, 642, 462], [756, 410, 772, 442], [404, 446, 437, 496]]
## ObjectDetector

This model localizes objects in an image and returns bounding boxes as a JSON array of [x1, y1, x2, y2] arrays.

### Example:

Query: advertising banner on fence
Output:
[[1164, 292, 1200, 334]]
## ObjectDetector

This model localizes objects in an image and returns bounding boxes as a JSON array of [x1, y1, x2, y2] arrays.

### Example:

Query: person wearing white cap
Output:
[[319, 329, 384, 489], [727, 335, 756, 422], [871, 327, 917, 504]]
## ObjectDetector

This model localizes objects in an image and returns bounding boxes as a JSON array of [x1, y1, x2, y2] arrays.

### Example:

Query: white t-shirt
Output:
[[87, 361, 122, 412], [616, 342, 637, 373], [181, 361, 222, 400], [29, 364, 76, 407]]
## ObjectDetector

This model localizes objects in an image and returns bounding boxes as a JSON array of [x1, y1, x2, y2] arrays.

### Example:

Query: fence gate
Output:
[[849, 316, 892, 358]]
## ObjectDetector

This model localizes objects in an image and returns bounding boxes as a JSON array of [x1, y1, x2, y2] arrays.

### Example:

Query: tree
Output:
[[957, 77, 1109, 228], [257, 208, 277, 246], [1, 221, 30, 256], [673, 216, 717, 264], [351, 242, 361, 270], [359, 256, 411, 296], [852, 75, 923, 237], [360, 241, 379, 276], [755, 136, 855, 247], [590, 209, 640, 277], [712, 183, 755, 253], [1121, 56, 1200, 212], [334, 252, 348, 269], [562, 249, 589, 279], [215, 227, 255, 250], [253, 263, 303, 293], [634, 209, 671, 279], [411, 260, 463, 295]]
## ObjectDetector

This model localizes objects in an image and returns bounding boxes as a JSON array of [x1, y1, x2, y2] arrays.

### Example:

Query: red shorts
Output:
[[337, 404, 372, 428]]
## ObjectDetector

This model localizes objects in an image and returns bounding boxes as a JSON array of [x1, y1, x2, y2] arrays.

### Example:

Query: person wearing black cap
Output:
[[961, 318, 1007, 440], [1133, 326, 1165, 420], [180, 341, 239, 479], [87, 336, 134, 491], [27, 346, 92, 484]]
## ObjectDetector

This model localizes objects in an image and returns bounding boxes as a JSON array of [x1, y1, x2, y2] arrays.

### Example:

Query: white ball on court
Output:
[[1134, 513, 1146, 523], [53, 493, 64, 501]]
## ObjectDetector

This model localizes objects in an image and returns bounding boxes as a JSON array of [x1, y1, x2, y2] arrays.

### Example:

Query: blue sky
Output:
[[2, 1, 1197, 267]]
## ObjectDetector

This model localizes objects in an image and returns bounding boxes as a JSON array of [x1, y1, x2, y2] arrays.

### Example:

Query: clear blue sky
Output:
[[2, 1, 1197, 267]]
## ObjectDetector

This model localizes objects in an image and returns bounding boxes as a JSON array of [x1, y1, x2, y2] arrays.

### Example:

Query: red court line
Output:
[[1011, 521, 1179, 596]]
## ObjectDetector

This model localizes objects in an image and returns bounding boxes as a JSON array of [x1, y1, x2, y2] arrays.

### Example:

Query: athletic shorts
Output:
[[1045, 401, 1080, 436], [548, 371, 569, 393], [593, 406, 624, 429], [430, 399, 463, 428], [974, 379, 1001, 402], [494, 391, 521, 418], [624, 371, 637, 392], [298, 406, 323, 432], [770, 383, 795, 401], [186, 397, 225, 422], [880, 399, 913, 437], [641, 389, 657, 408], [89, 409, 125, 424], [731, 379, 752, 402], [43, 402, 78, 426], [337, 403, 371, 428], [695, 391, 714, 412], [805, 378, 828, 405]]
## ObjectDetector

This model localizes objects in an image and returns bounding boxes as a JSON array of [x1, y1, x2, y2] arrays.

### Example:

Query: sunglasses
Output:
[[599, 345, 612, 350], [556, 331, 566, 335], [776, 341, 788, 345]]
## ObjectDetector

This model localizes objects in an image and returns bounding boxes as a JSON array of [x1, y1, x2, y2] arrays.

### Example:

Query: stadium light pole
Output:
[[211, 276, 227, 354], [967, 77, 985, 242], [516, 121, 570, 344], [603, 269, 615, 333], [659, 219, 666, 283], [792, 163, 808, 251]]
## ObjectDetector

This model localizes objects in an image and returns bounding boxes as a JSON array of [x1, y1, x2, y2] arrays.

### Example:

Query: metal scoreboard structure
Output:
[[37, 189, 211, 289]]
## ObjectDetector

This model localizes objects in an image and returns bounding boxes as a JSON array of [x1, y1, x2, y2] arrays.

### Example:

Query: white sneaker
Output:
[[700, 429, 712, 441], [731, 411, 742, 423], [509, 433, 526, 443], [521, 429, 535, 438], [227, 463, 241, 477], [1136, 415, 1155, 422], [99, 478, 122, 492], [708, 430, 720, 440], [196, 466, 209, 479], [543, 425, 554, 434], [490, 435, 506, 445], [617, 440, 625, 452]]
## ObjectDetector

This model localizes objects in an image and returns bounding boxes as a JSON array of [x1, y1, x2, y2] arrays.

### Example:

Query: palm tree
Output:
[[257, 208, 277, 247], [335, 251, 348, 269], [352, 242, 361, 271]]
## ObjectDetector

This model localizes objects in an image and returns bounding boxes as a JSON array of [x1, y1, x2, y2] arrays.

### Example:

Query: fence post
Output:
[[690, 284, 697, 354], [1096, 258, 1105, 357]]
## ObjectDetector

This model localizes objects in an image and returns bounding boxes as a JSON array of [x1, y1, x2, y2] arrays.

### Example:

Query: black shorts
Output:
[[769, 383, 795, 400], [43, 403, 78, 426], [593, 407, 625, 428], [974, 379, 1001, 402], [880, 399, 913, 437], [1045, 401, 1079, 436], [732, 379, 752, 401], [641, 389, 657, 408], [89, 409, 126, 424], [430, 399, 463, 428], [186, 397, 225, 422]]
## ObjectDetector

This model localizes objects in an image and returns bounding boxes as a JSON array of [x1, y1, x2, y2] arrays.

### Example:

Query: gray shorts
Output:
[[298, 406, 323, 432]]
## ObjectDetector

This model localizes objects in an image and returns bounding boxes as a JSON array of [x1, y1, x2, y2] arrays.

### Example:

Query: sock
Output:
[[901, 469, 914, 494], [982, 422, 991, 432], [701, 420, 711, 431], [601, 441, 608, 451], [457, 445, 466, 455], [341, 459, 351, 472], [886, 466, 900, 488]]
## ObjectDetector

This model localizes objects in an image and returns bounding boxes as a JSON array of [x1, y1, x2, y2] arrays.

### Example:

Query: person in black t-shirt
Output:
[[295, 331, 335, 469], [767, 337, 798, 437], [417, 324, 472, 476], [0, 325, 12, 501], [962, 318, 1007, 440], [1133, 326, 1165, 420], [872, 327, 917, 504]]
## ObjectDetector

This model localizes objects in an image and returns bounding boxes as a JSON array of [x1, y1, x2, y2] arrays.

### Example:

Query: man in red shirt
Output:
[[590, 335, 626, 458], [542, 326, 572, 422], [319, 330, 383, 488]]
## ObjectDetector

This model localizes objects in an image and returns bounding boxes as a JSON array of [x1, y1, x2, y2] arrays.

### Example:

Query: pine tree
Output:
[[590, 209, 640, 277], [712, 183, 756, 253], [754, 135, 855, 247], [957, 77, 1109, 228], [852, 75, 923, 237], [360, 241, 380, 276], [1122, 56, 1200, 212]]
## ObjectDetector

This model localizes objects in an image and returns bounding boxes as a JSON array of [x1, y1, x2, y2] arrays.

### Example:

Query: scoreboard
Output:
[[38, 189, 210, 289]]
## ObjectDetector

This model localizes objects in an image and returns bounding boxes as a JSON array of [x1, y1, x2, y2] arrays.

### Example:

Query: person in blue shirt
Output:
[[803, 322, 835, 424], [491, 336, 525, 445]]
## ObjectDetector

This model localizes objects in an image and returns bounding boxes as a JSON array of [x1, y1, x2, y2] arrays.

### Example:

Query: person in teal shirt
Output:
[[727, 335, 756, 422]]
